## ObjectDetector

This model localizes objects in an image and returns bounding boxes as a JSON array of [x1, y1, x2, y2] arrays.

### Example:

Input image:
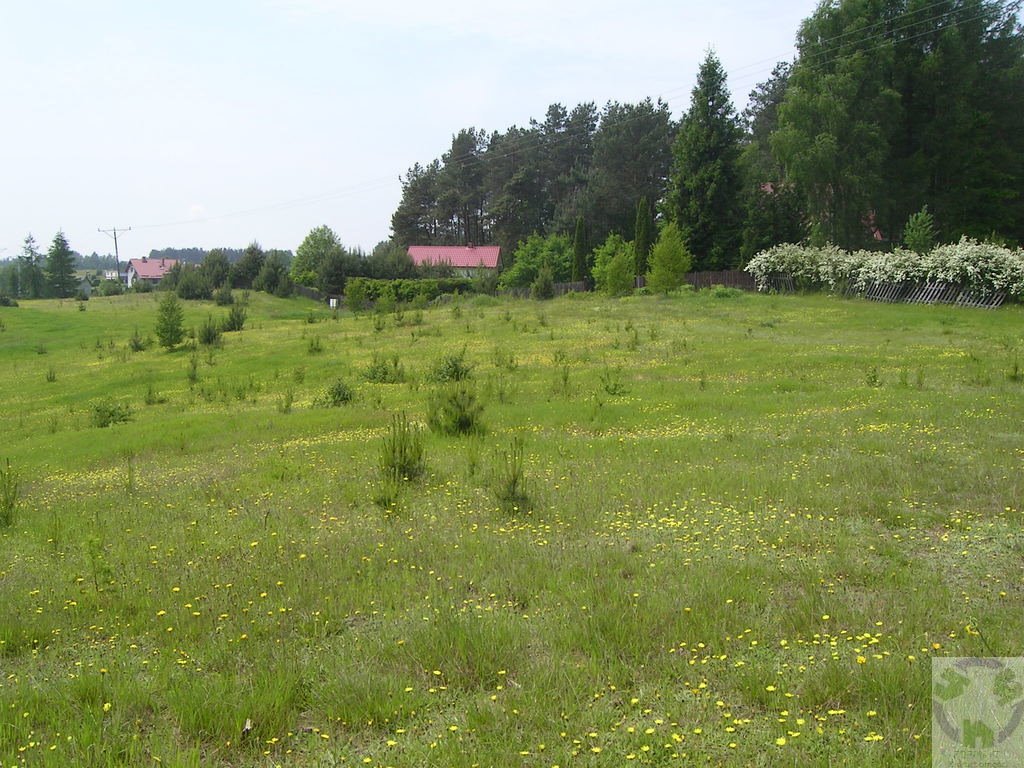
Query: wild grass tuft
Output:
[[379, 412, 425, 480], [0, 459, 18, 528]]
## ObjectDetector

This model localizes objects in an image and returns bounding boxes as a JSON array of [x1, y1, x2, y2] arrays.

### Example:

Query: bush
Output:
[[315, 378, 354, 407], [530, 263, 555, 300], [364, 354, 405, 383], [427, 382, 484, 436], [99, 279, 123, 297], [0, 295, 18, 307], [379, 413, 425, 481], [214, 283, 234, 306], [429, 348, 473, 383], [91, 400, 132, 428], [175, 266, 213, 300], [198, 315, 222, 346], [221, 303, 247, 332], [128, 327, 149, 352]]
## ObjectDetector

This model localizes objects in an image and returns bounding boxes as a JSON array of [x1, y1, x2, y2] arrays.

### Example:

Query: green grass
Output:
[[0, 289, 1022, 766]]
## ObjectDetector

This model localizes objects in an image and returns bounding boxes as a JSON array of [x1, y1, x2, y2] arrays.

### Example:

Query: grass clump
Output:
[[364, 353, 405, 384], [427, 382, 484, 436], [491, 435, 528, 513], [90, 400, 132, 428], [429, 348, 473, 382], [314, 378, 354, 407], [198, 315, 223, 346], [379, 412, 425, 481], [0, 459, 18, 528]]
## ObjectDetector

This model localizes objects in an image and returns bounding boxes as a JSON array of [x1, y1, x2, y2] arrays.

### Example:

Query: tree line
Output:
[[388, 0, 1024, 278]]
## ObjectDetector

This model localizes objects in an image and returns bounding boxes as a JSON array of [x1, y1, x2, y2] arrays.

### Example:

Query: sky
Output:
[[1, 0, 815, 261]]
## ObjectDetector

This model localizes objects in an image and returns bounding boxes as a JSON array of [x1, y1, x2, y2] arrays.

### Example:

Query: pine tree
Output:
[[633, 197, 654, 279], [647, 222, 692, 293], [155, 292, 185, 350], [45, 231, 78, 298], [669, 51, 744, 270]]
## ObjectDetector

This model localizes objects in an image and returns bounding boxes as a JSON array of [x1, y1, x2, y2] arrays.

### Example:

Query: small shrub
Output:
[[599, 365, 628, 396], [530, 263, 555, 300], [427, 382, 484, 436], [0, 295, 19, 307], [373, 314, 386, 333], [379, 413, 425, 481], [429, 348, 473, 383], [315, 378, 354, 407], [91, 400, 132, 428], [186, 353, 200, 385], [491, 435, 529, 514], [364, 354, 405, 384], [45, 367, 56, 383], [144, 383, 167, 405], [277, 389, 294, 414], [709, 284, 743, 299], [222, 303, 247, 332], [308, 335, 324, 354], [214, 283, 235, 306], [0, 459, 18, 528], [198, 315, 222, 346], [128, 327, 149, 352]]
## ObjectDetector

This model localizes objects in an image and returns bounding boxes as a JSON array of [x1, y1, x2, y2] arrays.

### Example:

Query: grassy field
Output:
[[0, 288, 1022, 767]]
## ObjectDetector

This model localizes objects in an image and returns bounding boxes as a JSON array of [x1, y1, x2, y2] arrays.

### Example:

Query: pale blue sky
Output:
[[1, 0, 814, 260]]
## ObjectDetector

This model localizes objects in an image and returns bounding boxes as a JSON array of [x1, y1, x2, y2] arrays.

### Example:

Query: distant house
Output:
[[407, 245, 501, 278], [126, 257, 177, 288]]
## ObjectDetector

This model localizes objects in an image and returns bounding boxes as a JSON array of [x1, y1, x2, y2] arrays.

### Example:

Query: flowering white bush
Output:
[[746, 238, 1024, 298]]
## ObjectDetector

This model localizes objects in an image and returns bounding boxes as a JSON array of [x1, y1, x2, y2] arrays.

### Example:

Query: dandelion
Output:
[[775, 736, 787, 746]]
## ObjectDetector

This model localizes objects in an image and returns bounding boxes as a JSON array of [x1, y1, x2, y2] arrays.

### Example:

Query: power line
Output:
[[98, 225, 131, 273]]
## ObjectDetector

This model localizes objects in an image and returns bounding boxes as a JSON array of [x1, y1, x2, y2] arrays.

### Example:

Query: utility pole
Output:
[[98, 226, 131, 280]]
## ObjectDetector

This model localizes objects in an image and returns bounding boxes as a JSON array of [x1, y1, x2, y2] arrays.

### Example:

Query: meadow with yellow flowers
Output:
[[0, 288, 1021, 766]]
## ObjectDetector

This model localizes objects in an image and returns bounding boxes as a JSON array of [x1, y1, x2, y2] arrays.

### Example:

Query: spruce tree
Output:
[[155, 292, 185, 350], [669, 51, 743, 270], [45, 231, 77, 298], [647, 222, 692, 293]]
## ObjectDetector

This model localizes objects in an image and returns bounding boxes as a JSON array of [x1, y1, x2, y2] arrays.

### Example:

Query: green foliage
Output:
[[90, 400, 132, 428], [903, 206, 937, 256], [230, 242, 266, 289], [592, 234, 634, 297], [633, 197, 654, 277], [427, 382, 484, 436], [429, 348, 473, 383], [379, 412, 425, 480], [128, 326, 149, 352], [45, 231, 78, 298], [530, 263, 555, 300], [490, 435, 528, 514], [0, 459, 18, 528], [571, 215, 588, 282], [293, 225, 344, 286], [175, 266, 213, 300], [314, 378, 354, 407], [213, 283, 234, 306], [646, 222, 692, 293], [221, 303, 247, 333], [499, 233, 572, 289], [345, 277, 473, 305], [253, 252, 292, 297], [669, 51, 744, 270], [99, 279, 124, 297], [155, 292, 185, 350], [346, 279, 368, 313], [202, 249, 231, 290], [364, 353, 406, 384], [198, 315, 222, 346]]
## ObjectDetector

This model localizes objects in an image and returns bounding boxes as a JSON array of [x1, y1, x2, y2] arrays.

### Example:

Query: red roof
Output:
[[407, 245, 501, 269], [128, 258, 177, 280]]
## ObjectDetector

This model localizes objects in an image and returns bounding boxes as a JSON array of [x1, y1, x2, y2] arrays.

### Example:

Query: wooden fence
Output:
[[861, 281, 1006, 309]]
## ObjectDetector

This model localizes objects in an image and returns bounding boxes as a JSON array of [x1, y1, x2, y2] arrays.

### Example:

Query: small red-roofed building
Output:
[[407, 245, 501, 277], [126, 257, 177, 288]]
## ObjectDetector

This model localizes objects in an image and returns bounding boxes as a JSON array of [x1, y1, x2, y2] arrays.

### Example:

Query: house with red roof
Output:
[[406, 245, 501, 277], [126, 257, 177, 288]]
